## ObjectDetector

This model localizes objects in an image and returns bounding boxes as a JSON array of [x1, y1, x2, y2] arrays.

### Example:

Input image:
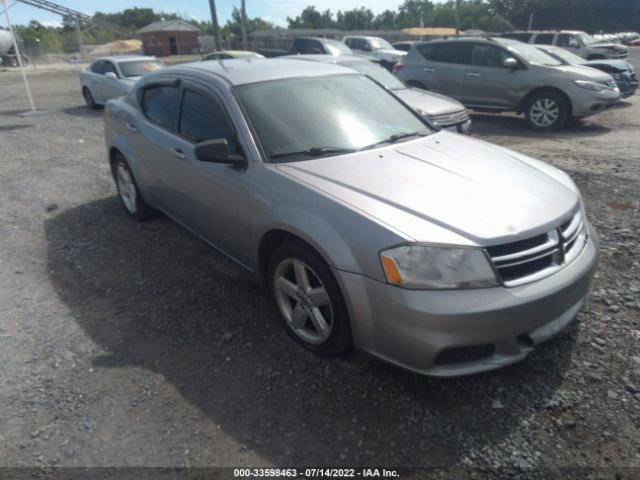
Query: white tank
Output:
[[0, 29, 15, 55]]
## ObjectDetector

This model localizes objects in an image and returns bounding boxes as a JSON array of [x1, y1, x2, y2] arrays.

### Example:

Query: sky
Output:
[[2, 0, 423, 28]]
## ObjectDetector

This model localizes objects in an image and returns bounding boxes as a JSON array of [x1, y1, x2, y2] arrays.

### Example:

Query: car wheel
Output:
[[268, 241, 352, 356], [112, 154, 155, 221], [525, 91, 569, 131], [82, 87, 98, 109]]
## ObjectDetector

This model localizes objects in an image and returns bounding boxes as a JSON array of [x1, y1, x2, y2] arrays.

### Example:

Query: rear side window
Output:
[[141, 85, 178, 130], [534, 33, 555, 45], [179, 90, 235, 145], [418, 43, 472, 64], [91, 60, 105, 74]]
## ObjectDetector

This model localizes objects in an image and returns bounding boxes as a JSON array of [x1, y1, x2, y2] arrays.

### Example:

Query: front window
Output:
[[577, 33, 595, 45], [236, 74, 431, 162], [370, 37, 393, 50], [342, 61, 406, 90], [325, 40, 353, 55], [119, 60, 162, 77]]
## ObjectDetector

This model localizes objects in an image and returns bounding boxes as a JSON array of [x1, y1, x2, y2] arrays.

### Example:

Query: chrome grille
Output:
[[429, 109, 470, 127], [486, 211, 588, 287]]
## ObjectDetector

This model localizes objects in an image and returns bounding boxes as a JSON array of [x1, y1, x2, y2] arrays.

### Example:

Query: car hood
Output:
[[583, 59, 632, 73], [394, 88, 466, 116], [590, 42, 628, 51], [275, 132, 578, 245], [550, 64, 613, 81], [375, 48, 407, 57]]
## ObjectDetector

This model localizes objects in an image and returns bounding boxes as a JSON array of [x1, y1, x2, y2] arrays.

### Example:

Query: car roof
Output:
[[94, 55, 156, 63], [281, 54, 367, 64], [165, 57, 358, 86]]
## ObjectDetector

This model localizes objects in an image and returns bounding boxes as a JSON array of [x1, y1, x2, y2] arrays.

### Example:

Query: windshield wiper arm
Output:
[[270, 146, 357, 160], [360, 131, 427, 151]]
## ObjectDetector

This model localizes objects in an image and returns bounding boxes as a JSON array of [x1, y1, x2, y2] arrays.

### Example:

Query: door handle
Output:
[[172, 148, 186, 159], [423, 67, 435, 72], [125, 123, 138, 132], [467, 72, 480, 78]]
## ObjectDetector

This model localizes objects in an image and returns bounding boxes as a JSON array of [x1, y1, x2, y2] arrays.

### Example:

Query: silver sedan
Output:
[[103, 58, 599, 377], [80, 55, 162, 108]]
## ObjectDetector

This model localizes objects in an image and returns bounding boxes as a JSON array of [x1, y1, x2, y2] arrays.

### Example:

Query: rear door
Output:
[[87, 60, 106, 102], [414, 42, 471, 100], [462, 43, 525, 109]]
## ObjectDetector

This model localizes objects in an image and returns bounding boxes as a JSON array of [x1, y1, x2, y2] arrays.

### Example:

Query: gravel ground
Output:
[[1, 51, 639, 478]]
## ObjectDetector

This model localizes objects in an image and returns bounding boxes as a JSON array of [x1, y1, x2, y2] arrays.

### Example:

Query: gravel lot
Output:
[[1, 52, 639, 478]]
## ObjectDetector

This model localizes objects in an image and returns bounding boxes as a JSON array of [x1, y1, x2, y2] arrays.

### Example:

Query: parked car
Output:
[[256, 37, 352, 58], [536, 45, 638, 98], [502, 30, 629, 60], [104, 58, 599, 377], [394, 37, 621, 131], [286, 54, 471, 133], [342, 35, 406, 70], [203, 50, 264, 60], [80, 55, 162, 108]]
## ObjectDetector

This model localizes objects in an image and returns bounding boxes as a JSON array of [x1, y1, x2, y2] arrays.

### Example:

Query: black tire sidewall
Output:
[[267, 242, 352, 356], [525, 91, 569, 131], [83, 88, 97, 109]]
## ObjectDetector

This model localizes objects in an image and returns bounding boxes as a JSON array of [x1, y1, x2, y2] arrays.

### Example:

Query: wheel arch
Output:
[[518, 86, 572, 116]]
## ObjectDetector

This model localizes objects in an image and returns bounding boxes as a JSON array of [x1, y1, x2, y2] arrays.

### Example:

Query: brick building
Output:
[[138, 20, 199, 57]]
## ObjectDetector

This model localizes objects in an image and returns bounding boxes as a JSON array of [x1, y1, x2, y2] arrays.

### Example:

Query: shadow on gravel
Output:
[[45, 197, 576, 466], [61, 105, 103, 118], [470, 113, 612, 138]]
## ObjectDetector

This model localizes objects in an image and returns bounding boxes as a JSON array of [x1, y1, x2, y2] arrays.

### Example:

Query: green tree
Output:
[[336, 8, 374, 30], [287, 6, 335, 29]]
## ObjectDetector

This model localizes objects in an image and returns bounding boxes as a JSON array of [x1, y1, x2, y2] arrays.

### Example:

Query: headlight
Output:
[[380, 244, 498, 289], [574, 80, 604, 91]]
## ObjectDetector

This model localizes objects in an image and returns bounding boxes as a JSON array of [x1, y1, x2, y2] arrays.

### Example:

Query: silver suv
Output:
[[395, 37, 621, 131], [502, 31, 629, 60]]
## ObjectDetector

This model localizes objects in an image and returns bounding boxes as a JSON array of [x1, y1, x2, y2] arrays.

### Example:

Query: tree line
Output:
[[11, 1, 640, 56]]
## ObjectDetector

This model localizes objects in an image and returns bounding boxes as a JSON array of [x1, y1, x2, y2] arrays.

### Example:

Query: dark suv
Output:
[[394, 37, 620, 131]]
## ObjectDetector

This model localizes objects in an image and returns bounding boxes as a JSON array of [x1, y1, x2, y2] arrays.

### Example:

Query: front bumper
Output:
[[442, 118, 472, 135], [568, 85, 621, 117], [336, 224, 599, 377]]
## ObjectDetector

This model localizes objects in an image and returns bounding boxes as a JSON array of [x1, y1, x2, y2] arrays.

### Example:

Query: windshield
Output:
[[326, 40, 353, 55], [342, 61, 406, 90], [236, 74, 431, 162], [503, 42, 563, 66], [119, 60, 162, 77], [370, 37, 393, 50], [541, 46, 586, 65], [578, 33, 596, 45]]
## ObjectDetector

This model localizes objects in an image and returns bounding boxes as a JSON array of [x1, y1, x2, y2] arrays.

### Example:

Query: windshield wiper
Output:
[[270, 146, 357, 160], [360, 131, 427, 151]]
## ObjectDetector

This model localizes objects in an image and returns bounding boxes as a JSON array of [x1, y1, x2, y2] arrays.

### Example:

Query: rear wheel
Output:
[[112, 154, 156, 221], [267, 241, 352, 356], [524, 91, 569, 131], [83, 87, 98, 109]]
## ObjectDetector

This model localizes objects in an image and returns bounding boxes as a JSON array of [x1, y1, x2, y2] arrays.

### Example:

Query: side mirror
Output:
[[105, 72, 118, 80], [502, 57, 520, 69], [195, 138, 245, 166], [362, 44, 372, 52]]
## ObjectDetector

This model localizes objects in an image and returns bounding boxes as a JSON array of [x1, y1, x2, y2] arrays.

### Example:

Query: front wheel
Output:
[[524, 91, 569, 131], [83, 87, 98, 109], [267, 242, 352, 356]]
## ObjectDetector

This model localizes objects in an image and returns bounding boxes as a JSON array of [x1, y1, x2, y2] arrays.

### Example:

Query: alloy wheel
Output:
[[529, 98, 560, 128], [116, 162, 137, 214], [273, 258, 333, 344]]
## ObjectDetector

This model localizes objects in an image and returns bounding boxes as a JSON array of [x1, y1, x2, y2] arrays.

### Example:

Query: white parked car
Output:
[[342, 36, 406, 70], [80, 55, 162, 108]]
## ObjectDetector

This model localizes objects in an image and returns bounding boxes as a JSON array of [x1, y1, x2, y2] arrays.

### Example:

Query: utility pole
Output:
[[455, 0, 461, 36], [527, 13, 534, 31], [241, 0, 247, 50], [75, 15, 83, 60], [208, 0, 220, 51]]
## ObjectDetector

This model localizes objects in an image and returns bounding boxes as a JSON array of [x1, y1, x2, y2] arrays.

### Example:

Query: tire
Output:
[[112, 153, 156, 221], [82, 87, 98, 109], [524, 91, 570, 131], [406, 80, 428, 90], [267, 241, 352, 356]]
